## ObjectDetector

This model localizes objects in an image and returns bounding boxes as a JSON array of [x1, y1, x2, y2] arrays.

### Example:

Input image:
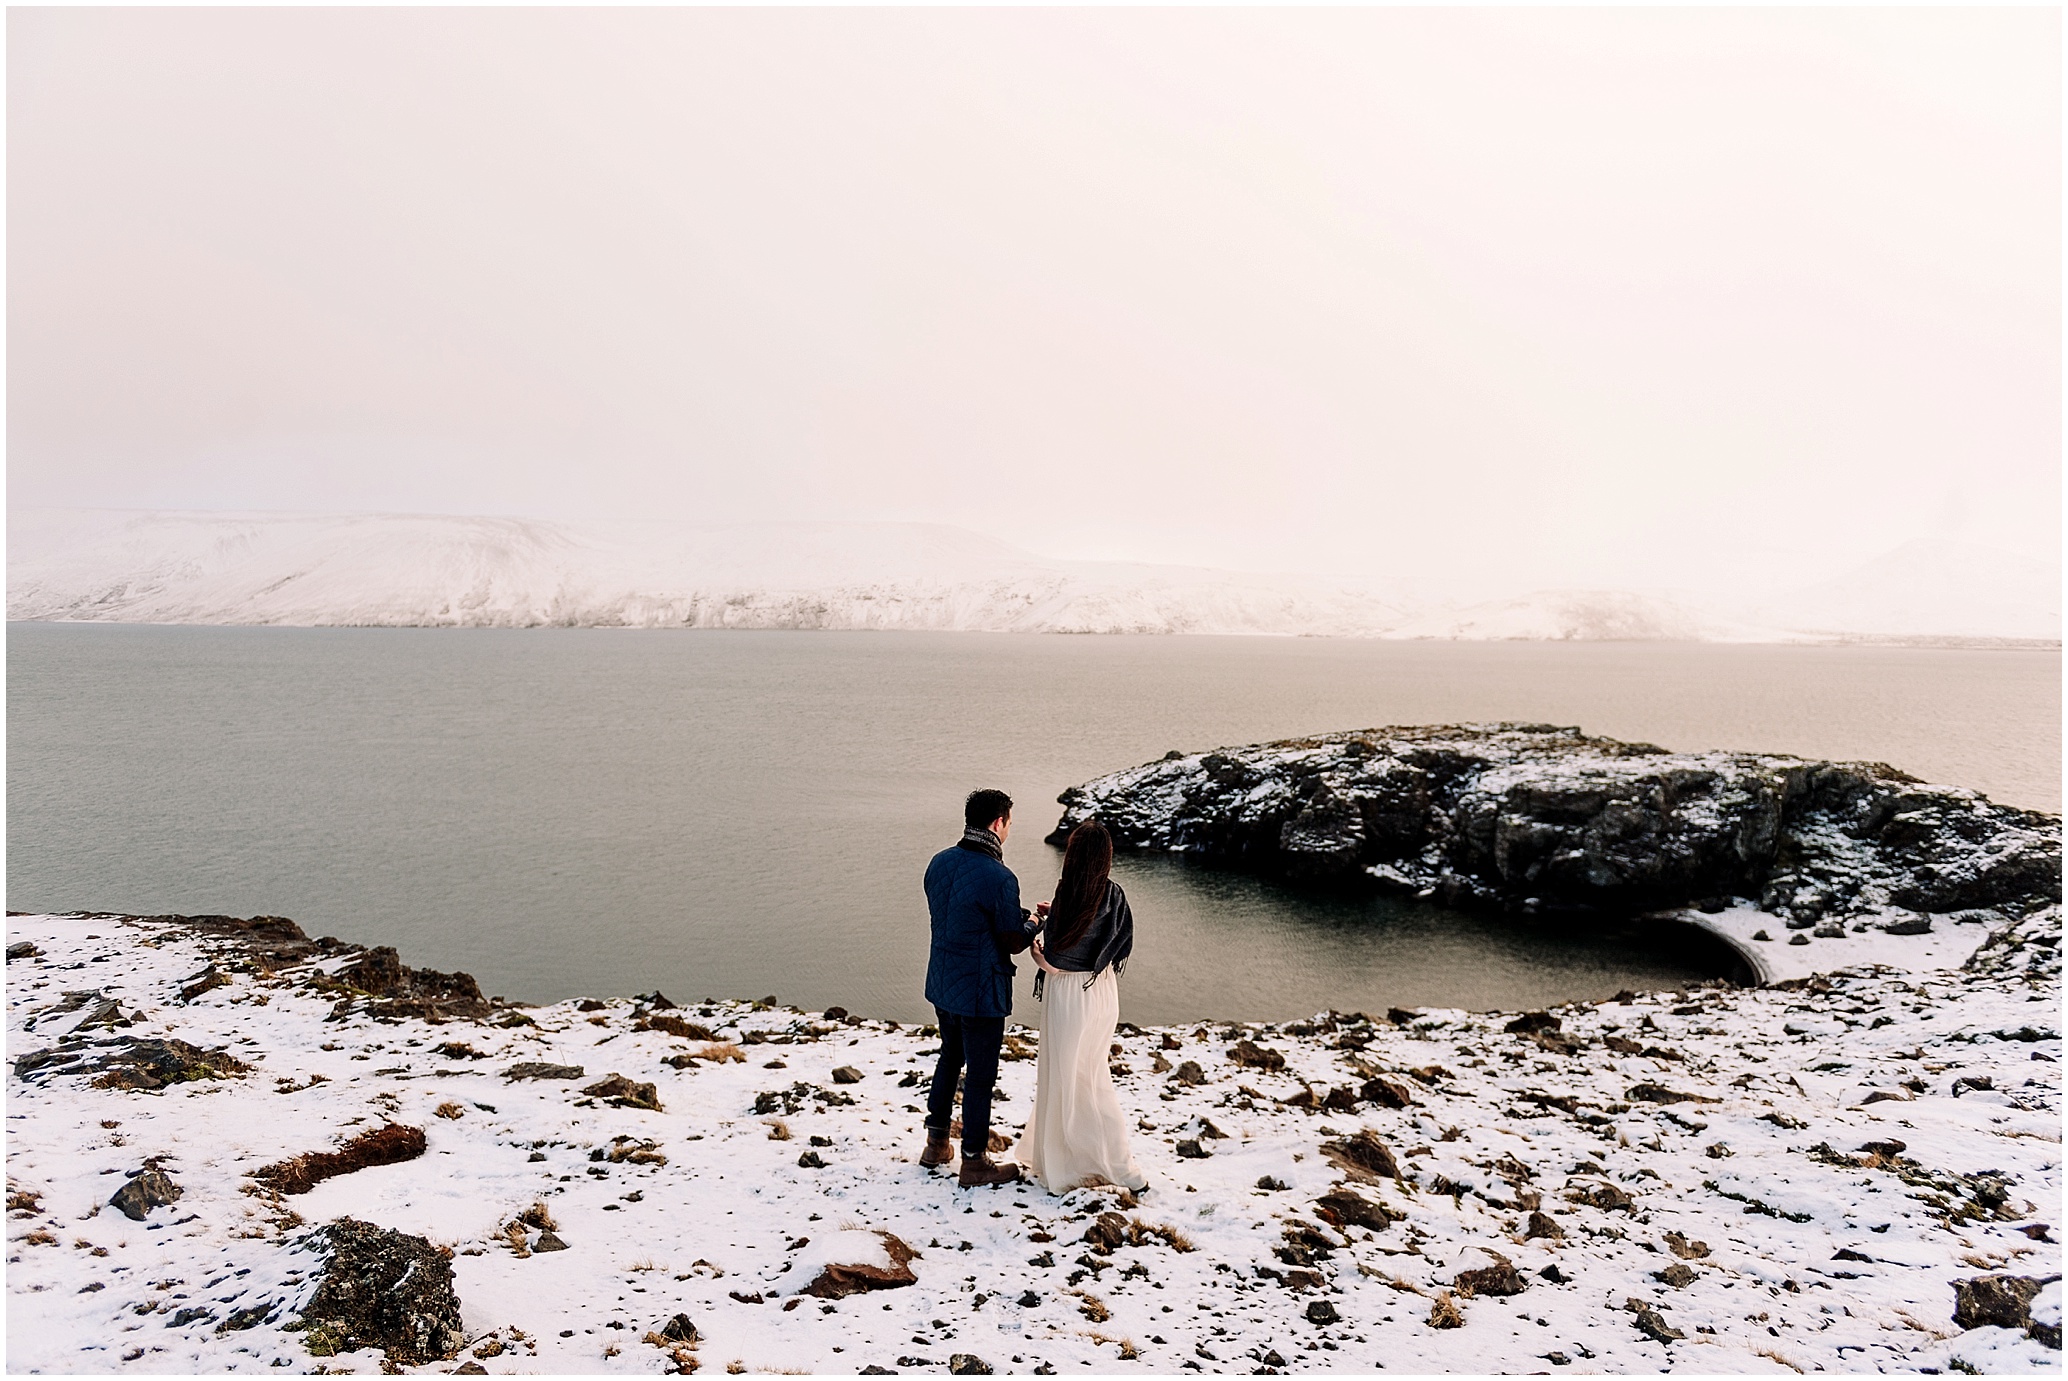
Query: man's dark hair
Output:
[[965, 789, 1014, 831]]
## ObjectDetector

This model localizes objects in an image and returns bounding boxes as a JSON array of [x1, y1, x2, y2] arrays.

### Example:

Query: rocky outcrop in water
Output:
[[1049, 723, 2061, 927]]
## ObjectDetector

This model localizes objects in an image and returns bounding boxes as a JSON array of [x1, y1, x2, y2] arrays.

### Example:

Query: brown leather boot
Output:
[[919, 1128, 954, 1169], [957, 1152, 1022, 1188]]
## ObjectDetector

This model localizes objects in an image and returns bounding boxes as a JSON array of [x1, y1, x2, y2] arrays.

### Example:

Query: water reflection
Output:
[[1102, 851, 1737, 1025]]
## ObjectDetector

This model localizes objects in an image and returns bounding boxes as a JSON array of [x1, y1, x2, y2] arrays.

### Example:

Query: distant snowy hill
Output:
[[1383, 589, 1800, 644], [4, 509, 1414, 636], [9, 510, 2055, 643], [1756, 538, 2060, 642]]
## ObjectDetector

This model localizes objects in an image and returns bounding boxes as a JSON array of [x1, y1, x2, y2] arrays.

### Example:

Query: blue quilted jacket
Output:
[[923, 842, 1033, 1018]]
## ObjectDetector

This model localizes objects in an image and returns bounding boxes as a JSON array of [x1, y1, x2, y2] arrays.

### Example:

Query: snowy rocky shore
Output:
[[6, 897, 2060, 1376]]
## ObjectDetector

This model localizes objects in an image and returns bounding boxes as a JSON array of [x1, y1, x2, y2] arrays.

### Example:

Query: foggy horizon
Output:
[[9, 7, 2061, 600]]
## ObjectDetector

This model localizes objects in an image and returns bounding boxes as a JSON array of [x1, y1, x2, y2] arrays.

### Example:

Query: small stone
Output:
[[1017, 1291, 1040, 1308], [1788, 934, 1810, 946], [1813, 923, 1846, 939], [660, 1313, 700, 1344], [533, 1231, 569, 1252], [832, 1067, 864, 1085], [1882, 916, 1934, 936], [1539, 1265, 1568, 1284], [1628, 1299, 1683, 1343], [1751, 930, 1772, 942], [1175, 1139, 1208, 1159], [1952, 1275, 2046, 1333], [6, 941, 41, 961], [798, 1151, 826, 1169], [1304, 1300, 1339, 1326], [1543, 1351, 1570, 1366], [1654, 1263, 1696, 1288], [1172, 1061, 1206, 1087], [1524, 1211, 1563, 1241], [109, 1169, 181, 1221], [948, 1354, 992, 1375], [1255, 1176, 1289, 1191]]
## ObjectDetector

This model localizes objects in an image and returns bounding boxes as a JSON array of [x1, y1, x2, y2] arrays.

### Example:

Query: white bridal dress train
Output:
[[1014, 966, 1145, 1193]]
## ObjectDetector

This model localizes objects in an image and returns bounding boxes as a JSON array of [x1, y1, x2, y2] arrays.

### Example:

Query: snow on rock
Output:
[[1050, 725, 2062, 957], [1381, 590, 1797, 644], [5, 906, 2060, 1374]]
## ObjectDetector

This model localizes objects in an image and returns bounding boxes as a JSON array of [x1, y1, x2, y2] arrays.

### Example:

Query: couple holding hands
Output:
[[919, 789, 1146, 1194]]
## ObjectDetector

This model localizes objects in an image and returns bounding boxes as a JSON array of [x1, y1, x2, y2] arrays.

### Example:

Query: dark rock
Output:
[[832, 1066, 864, 1085], [1175, 1139, 1209, 1160], [639, 1014, 718, 1041], [178, 967, 231, 1002], [16, 1036, 251, 1091], [1626, 1083, 1719, 1105], [533, 1230, 569, 1252], [1018, 1291, 1040, 1308], [1569, 1182, 1635, 1213], [1315, 1187, 1397, 1231], [1789, 934, 1810, 945], [947, 1357, 991, 1376], [1048, 725, 2059, 924], [110, 1168, 182, 1221], [1662, 1232, 1709, 1259], [582, 1074, 663, 1111], [798, 1151, 826, 1169], [1172, 1061, 1206, 1086], [1455, 1256, 1527, 1297], [333, 946, 493, 1022], [1628, 1299, 1684, 1343], [1653, 1263, 1696, 1288], [1255, 1176, 1290, 1192], [1504, 1012, 1560, 1034], [1952, 1275, 2048, 1333], [822, 1007, 849, 1021], [1524, 1211, 1564, 1240], [1228, 1040, 1286, 1071], [804, 1232, 920, 1298], [1319, 1130, 1399, 1182], [300, 1217, 465, 1364], [1304, 1300, 1339, 1325], [503, 1062, 584, 1081], [1539, 1265, 1568, 1284], [6, 941, 41, 961], [660, 1313, 700, 1344], [1359, 1077, 1417, 1109], [576, 999, 607, 1012]]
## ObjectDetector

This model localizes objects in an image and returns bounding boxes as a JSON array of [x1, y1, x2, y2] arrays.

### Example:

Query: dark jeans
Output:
[[926, 1007, 1005, 1156]]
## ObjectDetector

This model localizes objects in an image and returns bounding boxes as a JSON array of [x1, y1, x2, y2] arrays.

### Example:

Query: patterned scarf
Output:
[[959, 825, 1003, 861]]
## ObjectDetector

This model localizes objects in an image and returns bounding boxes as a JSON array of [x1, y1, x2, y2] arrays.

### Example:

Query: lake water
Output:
[[8, 625, 2057, 1023]]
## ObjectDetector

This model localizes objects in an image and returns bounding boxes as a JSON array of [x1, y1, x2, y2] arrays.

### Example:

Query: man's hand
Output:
[[1034, 902, 1052, 919]]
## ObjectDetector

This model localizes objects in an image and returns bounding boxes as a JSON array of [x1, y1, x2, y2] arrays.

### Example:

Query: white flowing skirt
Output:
[[1014, 967, 1145, 1194]]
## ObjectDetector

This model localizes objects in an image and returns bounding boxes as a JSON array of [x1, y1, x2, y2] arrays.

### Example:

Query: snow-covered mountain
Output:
[[10, 510, 2056, 643], [1383, 588, 1801, 644], [1755, 538, 2060, 642], [4, 509, 1414, 636]]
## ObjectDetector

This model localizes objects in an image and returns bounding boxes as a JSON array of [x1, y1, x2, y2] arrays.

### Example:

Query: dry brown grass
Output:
[[434, 1102, 466, 1120], [1086, 1332, 1140, 1360], [1070, 1290, 1112, 1323], [254, 1123, 426, 1195], [765, 1121, 792, 1141], [692, 1042, 747, 1064]]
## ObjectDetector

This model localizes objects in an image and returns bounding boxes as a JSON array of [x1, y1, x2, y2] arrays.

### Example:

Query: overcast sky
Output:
[[8, 8, 2059, 594]]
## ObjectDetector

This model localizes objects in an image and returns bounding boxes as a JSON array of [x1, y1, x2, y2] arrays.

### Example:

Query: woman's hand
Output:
[[1034, 902, 1051, 919], [1029, 935, 1064, 975]]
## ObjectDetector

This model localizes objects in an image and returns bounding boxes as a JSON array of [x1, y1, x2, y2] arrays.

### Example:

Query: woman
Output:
[[1015, 820, 1147, 1194]]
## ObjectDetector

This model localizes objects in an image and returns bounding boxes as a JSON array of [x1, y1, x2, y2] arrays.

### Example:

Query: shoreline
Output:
[[5, 908, 2060, 1375]]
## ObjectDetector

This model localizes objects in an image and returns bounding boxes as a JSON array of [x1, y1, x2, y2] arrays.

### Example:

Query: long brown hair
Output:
[[1046, 820, 1114, 953]]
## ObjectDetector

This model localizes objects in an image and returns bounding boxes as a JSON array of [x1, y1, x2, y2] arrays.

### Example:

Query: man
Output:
[[920, 788, 1037, 1187]]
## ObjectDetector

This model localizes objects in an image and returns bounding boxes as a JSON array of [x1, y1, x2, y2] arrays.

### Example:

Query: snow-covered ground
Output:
[[7, 909, 2059, 1375], [9, 510, 2058, 643]]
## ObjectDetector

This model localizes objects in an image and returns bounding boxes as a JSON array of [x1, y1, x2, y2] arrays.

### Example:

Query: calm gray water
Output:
[[8, 625, 2058, 1023]]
